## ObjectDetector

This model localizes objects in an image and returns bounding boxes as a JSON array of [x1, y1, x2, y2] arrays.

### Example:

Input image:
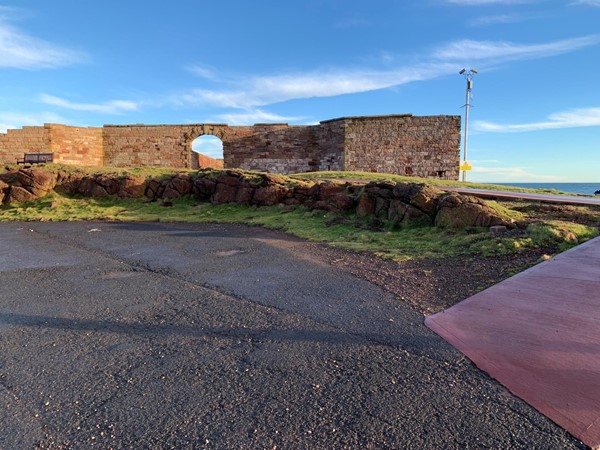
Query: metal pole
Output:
[[460, 69, 476, 182], [463, 75, 471, 182]]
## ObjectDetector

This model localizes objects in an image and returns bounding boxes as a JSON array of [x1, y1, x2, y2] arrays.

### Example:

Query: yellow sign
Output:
[[460, 161, 473, 171]]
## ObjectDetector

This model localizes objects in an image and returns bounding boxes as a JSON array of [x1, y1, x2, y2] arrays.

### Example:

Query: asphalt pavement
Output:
[[0, 222, 586, 449], [442, 186, 600, 206]]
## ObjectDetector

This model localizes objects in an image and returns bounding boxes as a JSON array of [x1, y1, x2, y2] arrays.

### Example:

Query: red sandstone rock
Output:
[[118, 176, 146, 198], [14, 169, 57, 197], [192, 178, 217, 200], [0, 167, 513, 230], [252, 185, 288, 206], [90, 183, 109, 197], [216, 175, 241, 188], [77, 178, 97, 197], [7, 186, 37, 203], [162, 186, 182, 200], [291, 181, 315, 198], [0, 179, 9, 203], [29, 169, 57, 192], [331, 193, 355, 211], [392, 182, 440, 216], [356, 193, 376, 217], [144, 179, 161, 199], [261, 174, 287, 185], [318, 182, 346, 201], [212, 183, 238, 203], [435, 193, 512, 228], [96, 175, 120, 195], [169, 175, 192, 195], [235, 185, 255, 204]]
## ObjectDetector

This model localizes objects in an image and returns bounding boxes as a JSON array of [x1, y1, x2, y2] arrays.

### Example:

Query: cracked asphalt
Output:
[[0, 221, 585, 449]]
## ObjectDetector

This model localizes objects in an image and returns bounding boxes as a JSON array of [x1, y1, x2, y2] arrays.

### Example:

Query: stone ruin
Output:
[[0, 114, 461, 180]]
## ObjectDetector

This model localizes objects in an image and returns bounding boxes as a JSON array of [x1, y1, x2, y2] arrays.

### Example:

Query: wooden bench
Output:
[[16, 153, 54, 165]]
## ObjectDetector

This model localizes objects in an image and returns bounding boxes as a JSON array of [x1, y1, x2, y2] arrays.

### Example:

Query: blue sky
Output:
[[0, 0, 599, 182]]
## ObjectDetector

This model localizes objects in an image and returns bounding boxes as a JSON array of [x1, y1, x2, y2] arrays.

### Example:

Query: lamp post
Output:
[[459, 68, 477, 182]]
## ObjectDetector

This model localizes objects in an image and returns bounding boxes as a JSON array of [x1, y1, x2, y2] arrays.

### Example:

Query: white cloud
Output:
[[0, 15, 85, 69], [474, 107, 600, 132], [175, 63, 456, 109], [470, 165, 568, 182], [432, 35, 600, 61], [469, 13, 527, 26], [192, 135, 223, 158], [570, 0, 600, 6], [174, 34, 600, 112], [186, 64, 221, 81], [0, 111, 69, 133], [211, 109, 304, 126], [40, 94, 139, 115]]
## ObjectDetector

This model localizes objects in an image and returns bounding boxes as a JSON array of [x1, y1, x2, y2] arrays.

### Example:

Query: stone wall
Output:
[[314, 120, 345, 171], [47, 124, 103, 166], [103, 124, 190, 168], [0, 115, 461, 180], [332, 115, 461, 180], [103, 123, 288, 169], [196, 153, 224, 169], [0, 126, 51, 164], [227, 126, 321, 174]]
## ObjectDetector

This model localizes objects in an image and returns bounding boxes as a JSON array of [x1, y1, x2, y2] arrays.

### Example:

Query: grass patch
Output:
[[4, 163, 196, 180], [2, 192, 597, 261], [293, 171, 591, 197]]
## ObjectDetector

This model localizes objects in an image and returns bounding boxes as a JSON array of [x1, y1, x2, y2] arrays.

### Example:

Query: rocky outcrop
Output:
[[0, 168, 58, 204], [0, 167, 514, 229], [435, 193, 510, 228]]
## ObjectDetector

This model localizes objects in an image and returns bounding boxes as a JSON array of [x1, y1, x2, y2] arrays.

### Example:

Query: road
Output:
[[442, 186, 600, 206], [0, 222, 585, 449]]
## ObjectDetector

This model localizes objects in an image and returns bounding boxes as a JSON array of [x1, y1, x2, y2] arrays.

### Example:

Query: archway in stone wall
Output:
[[191, 135, 224, 170]]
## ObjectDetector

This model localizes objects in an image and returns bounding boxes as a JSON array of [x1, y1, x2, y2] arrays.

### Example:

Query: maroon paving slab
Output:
[[425, 237, 600, 449]]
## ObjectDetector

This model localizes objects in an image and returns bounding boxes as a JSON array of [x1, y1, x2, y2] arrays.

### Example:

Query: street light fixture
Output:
[[460, 68, 477, 182]]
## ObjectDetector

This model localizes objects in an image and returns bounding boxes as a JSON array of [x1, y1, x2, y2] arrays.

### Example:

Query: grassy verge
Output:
[[3, 163, 196, 179], [293, 171, 593, 197], [1, 192, 597, 261]]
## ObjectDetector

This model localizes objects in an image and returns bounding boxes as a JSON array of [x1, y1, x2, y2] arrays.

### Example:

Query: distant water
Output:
[[491, 183, 600, 196]]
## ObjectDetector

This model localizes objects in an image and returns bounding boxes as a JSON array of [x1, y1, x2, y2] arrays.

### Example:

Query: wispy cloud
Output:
[[175, 64, 456, 109], [207, 109, 304, 126], [0, 111, 69, 133], [470, 164, 568, 182], [570, 0, 600, 6], [191, 135, 223, 158], [474, 107, 600, 132], [186, 64, 221, 81], [40, 94, 139, 115], [176, 34, 599, 111], [0, 12, 86, 69], [431, 35, 600, 61], [469, 13, 529, 26]]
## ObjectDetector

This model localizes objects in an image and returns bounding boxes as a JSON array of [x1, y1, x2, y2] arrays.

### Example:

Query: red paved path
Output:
[[425, 236, 600, 449]]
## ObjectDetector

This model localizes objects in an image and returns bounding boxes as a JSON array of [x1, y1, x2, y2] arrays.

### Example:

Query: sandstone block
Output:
[[356, 193, 376, 217], [7, 186, 37, 203], [118, 176, 146, 198], [252, 185, 288, 206]]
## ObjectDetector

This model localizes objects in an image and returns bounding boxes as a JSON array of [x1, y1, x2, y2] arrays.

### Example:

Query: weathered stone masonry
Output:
[[0, 114, 461, 180]]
